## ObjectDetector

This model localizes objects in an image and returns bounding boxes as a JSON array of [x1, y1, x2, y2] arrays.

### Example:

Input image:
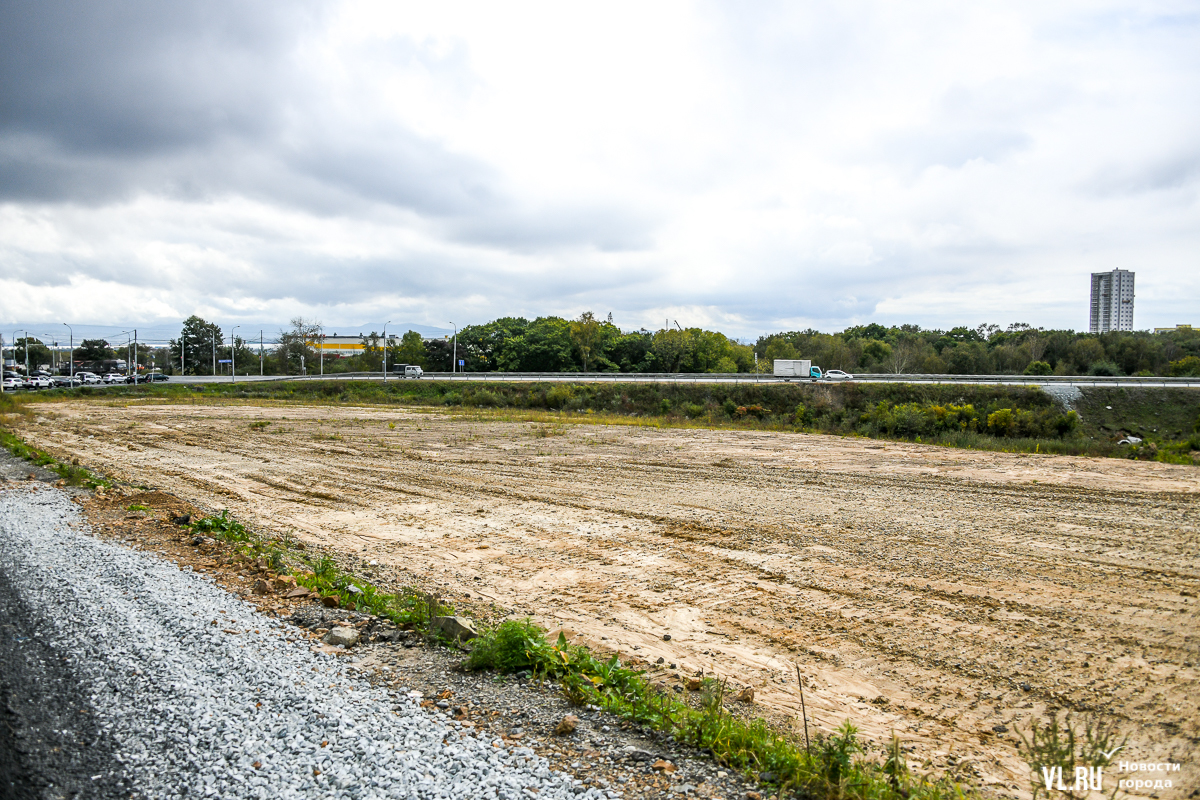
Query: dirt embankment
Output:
[[14, 401, 1200, 797]]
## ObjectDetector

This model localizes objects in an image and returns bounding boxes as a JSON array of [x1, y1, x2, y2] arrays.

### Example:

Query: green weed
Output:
[[464, 619, 970, 800]]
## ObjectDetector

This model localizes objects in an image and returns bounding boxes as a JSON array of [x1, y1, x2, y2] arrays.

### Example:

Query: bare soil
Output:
[[14, 400, 1200, 797]]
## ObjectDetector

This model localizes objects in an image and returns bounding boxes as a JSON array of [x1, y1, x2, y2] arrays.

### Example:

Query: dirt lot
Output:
[[14, 400, 1200, 796]]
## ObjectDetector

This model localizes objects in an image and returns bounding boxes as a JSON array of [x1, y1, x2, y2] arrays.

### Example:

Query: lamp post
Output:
[[0, 333, 5, 393], [230, 325, 240, 383], [211, 329, 217, 377], [450, 322, 457, 374], [14, 329, 29, 375], [382, 321, 391, 382]]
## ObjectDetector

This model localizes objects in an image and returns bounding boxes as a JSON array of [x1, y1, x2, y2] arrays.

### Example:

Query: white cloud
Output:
[[0, 0, 1196, 338]]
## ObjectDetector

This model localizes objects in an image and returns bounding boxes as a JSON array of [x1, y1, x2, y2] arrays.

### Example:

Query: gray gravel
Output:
[[0, 483, 610, 799]]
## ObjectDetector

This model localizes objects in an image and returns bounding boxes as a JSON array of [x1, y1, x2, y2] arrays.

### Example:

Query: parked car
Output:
[[102, 373, 125, 384], [52, 375, 81, 388], [77, 372, 102, 385], [2, 377, 24, 390], [144, 372, 170, 382], [26, 375, 53, 389], [825, 370, 854, 381], [31, 370, 53, 378]]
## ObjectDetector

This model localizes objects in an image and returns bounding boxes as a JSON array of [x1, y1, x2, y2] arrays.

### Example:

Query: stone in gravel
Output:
[[662, 634, 671, 641], [734, 686, 754, 703], [252, 579, 271, 595], [322, 626, 359, 647], [685, 676, 702, 691], [321, 595, 340, 608], [554, 715, 579, 735], [652, 759, 676, 773], [431, 614, 478, 641], [284, 587, 310, 599]]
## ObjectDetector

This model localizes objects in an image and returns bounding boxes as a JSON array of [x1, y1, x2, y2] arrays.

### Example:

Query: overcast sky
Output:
[[1, 1, 1196, 339]]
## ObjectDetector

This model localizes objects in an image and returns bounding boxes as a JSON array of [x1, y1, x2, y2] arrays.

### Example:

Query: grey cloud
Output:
[[0, 0, 657, 254]]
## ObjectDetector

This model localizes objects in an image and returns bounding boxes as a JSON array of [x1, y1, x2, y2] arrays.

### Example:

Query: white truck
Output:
[[773, 359, 823, 381]]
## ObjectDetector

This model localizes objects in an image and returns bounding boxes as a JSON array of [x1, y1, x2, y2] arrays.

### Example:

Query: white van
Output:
[[392, 364, 423, 379]]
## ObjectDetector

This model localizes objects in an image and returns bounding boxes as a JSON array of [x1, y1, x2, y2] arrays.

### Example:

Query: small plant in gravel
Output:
[[126, 503, 151, 512]]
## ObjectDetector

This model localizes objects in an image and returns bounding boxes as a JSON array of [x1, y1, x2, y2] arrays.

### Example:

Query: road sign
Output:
[[218, 359, 232, 363], [459, 360, 465, 366]]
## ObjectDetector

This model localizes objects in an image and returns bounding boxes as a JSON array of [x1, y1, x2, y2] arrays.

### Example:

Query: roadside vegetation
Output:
[[464, 617, 970, 800]]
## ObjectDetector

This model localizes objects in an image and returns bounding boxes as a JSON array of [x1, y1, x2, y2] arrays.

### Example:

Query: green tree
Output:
[[394, 330, 427, 368], [169, 316, 223, 375], [1024, 360, 1052, 376], [569, 312, 603, 372], [13, 337, 51, 370], [651, 328, 693, 372], [77, 338, 115, 362], [358, 331, 384, 371]]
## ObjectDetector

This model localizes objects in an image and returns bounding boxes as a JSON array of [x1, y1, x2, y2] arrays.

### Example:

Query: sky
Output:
[[1, 1, 1197, 342]]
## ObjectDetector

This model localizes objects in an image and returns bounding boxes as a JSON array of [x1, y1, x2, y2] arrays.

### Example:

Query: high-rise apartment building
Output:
[[1089, 269, 1135, 333]]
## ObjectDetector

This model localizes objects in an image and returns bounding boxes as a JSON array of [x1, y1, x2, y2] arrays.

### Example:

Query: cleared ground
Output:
[[15, 400, 1200, 796]]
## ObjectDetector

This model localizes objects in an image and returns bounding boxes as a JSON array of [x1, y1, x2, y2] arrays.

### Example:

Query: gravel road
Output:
[[0, 481, 606, 800]]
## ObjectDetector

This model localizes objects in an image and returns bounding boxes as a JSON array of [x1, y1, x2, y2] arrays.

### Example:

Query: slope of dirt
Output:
[[14, 401, 1200, 797]]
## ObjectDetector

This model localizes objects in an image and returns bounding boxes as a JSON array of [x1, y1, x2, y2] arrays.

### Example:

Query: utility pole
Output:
[[0, 334, 4, 394], [182, 334, 186, 376], [231, 326, 239, 383], [260, 330, 263, 376], [211, 329, 216, 377], [382, 321, 391, 382], [450, 322, 457, 373], [133, 329, 138, 384]]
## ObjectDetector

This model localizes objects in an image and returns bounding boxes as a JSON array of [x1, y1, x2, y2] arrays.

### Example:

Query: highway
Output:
[[115, 371, 1200, 389]]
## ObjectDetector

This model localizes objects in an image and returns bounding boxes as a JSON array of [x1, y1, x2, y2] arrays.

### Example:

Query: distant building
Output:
[[1153, 324, 1193, 334], [1089, 269, 1135, 333], [309, 333, 397, 355]]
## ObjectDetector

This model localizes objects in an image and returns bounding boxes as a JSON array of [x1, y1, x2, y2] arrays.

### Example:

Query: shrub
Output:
[[1170, 355, 1200, 377], [1088, 361, 1121, 377], [722, 398, 738, 417], [466, 618, 555, 673], [464, 390, 501, 407], [685, 403, 706, 419], [1024, 361, 1052, 376], [545, 385, 573, 409], [986, 408, 1016, 436]]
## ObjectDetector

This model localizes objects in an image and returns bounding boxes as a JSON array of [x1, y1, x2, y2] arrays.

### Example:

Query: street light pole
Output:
[[450, 322, 457, 374], [382, 321, 391, 382], [211, 330, 217, 377], [133, 329, 138, 384], [230, 326, 239, 383]]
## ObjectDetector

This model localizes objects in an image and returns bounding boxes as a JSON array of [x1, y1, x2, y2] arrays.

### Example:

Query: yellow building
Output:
[[1153, 324, 1194, 334], [307, 334, 397, 355]]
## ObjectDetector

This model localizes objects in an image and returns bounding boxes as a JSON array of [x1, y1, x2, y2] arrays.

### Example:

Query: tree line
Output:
[[24, 315, 1191, 377]]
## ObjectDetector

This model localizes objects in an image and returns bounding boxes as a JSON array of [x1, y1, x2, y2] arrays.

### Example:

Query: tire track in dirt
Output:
[[14, 401, 1200, 797]]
